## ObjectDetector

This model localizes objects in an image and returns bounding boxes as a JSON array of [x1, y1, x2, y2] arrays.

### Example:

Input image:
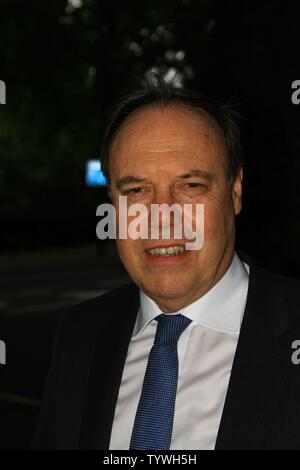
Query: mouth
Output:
[[144, 244, 188, 262], [146, 245, 186, 257]]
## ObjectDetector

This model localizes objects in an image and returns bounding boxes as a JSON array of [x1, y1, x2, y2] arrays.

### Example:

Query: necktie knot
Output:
[[154, 313, 192, 345]]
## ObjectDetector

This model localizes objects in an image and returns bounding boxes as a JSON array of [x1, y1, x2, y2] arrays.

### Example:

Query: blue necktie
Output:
[[129, 313, 192, 450]]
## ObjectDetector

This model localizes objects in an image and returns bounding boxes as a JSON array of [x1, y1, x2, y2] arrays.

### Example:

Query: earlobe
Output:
[[234, 196, 242, 215], [233, 168, 243, 215]]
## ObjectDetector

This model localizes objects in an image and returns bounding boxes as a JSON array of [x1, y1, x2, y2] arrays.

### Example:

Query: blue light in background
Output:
[[85, 160, 107, 187]]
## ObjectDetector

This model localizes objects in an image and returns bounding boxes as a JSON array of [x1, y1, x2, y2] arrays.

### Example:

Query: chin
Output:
[[144, 281, 192, 302]]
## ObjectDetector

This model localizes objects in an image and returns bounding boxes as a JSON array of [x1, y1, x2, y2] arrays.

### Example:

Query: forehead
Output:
[[110, 103, 228, 175]]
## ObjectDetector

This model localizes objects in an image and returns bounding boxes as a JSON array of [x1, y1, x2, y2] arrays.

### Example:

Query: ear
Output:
[[232, 167, 243, 215]]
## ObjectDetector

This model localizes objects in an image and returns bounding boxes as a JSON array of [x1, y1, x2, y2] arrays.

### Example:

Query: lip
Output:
[[144, 243, 189, 264]]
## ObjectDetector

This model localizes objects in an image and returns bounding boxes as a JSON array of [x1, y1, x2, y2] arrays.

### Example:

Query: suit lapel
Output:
[[215, 258, 292, 449], [79, 283, 140, 449]]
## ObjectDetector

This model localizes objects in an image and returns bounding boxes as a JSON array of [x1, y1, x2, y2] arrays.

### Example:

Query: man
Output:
[[33, 78, 300, 450]]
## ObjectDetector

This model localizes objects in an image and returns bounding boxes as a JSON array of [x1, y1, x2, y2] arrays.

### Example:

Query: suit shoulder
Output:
[[276, 272, 300, 313], [268, 270, 300, 300], [257, 265, 300, 327], [251, 261, 299, 295], [57, 281, 139, 341]]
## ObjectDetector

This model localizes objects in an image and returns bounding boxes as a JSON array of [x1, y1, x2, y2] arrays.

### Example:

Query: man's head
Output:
[[100, 77, 244, 312]]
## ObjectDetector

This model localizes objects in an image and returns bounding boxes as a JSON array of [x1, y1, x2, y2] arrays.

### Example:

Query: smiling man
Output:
[[33, 77, 300, 450], [109, 102, 242, 314]]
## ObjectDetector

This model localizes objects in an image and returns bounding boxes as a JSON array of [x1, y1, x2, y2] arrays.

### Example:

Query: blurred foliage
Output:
[[0, 0, 218, 221], [0, 0, 299, 275]]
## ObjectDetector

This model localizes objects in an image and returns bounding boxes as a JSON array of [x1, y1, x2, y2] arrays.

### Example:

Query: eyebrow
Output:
[[115, 176, 146, 190], [115, 170, 215, 190], [178, 170, 215, 182]]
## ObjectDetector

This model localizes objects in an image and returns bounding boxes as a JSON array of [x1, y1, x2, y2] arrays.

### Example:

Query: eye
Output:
[[185, 183, 205, 188], [126, 187, 143, 194]]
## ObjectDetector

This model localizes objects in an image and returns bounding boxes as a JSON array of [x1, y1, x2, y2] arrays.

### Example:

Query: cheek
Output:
[[203, 202, 229, 242], [116, 238, 131, 258], [116, 239, 142, 268]]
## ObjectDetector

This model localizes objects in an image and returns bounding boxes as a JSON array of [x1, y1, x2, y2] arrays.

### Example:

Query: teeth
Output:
[[147, 246, 185, 256]]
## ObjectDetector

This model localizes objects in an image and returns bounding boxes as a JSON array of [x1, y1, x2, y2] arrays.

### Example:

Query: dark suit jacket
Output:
[[32, 251, 300, 450]]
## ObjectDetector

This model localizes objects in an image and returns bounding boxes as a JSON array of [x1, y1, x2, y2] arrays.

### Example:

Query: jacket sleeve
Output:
[[31, 312, 66, 450]]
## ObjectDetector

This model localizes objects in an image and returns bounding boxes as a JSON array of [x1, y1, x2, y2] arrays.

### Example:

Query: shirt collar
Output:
[[132, 251, 249, 338]]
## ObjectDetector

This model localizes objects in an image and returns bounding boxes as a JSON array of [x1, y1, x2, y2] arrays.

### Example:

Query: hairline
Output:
[[107, 100, 233, 188]]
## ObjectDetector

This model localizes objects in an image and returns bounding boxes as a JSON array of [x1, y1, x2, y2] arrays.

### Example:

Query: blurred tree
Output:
[[0, 0, 217, 239], [0, 0, 299, 277]]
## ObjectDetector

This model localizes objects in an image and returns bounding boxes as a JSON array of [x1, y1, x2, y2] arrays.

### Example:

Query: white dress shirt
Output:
[[109, 252, 249, 450]]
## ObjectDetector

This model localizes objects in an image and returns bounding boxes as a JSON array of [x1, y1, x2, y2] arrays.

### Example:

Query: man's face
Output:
[[109, 104, 242, 312]]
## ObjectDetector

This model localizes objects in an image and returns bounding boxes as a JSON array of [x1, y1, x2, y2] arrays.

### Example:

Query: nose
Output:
[[152, 185, 176, 207], [149, 187, 182, 240]]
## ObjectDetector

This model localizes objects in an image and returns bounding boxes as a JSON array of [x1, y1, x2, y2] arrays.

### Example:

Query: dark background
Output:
[[0, 0, 299, 449]]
